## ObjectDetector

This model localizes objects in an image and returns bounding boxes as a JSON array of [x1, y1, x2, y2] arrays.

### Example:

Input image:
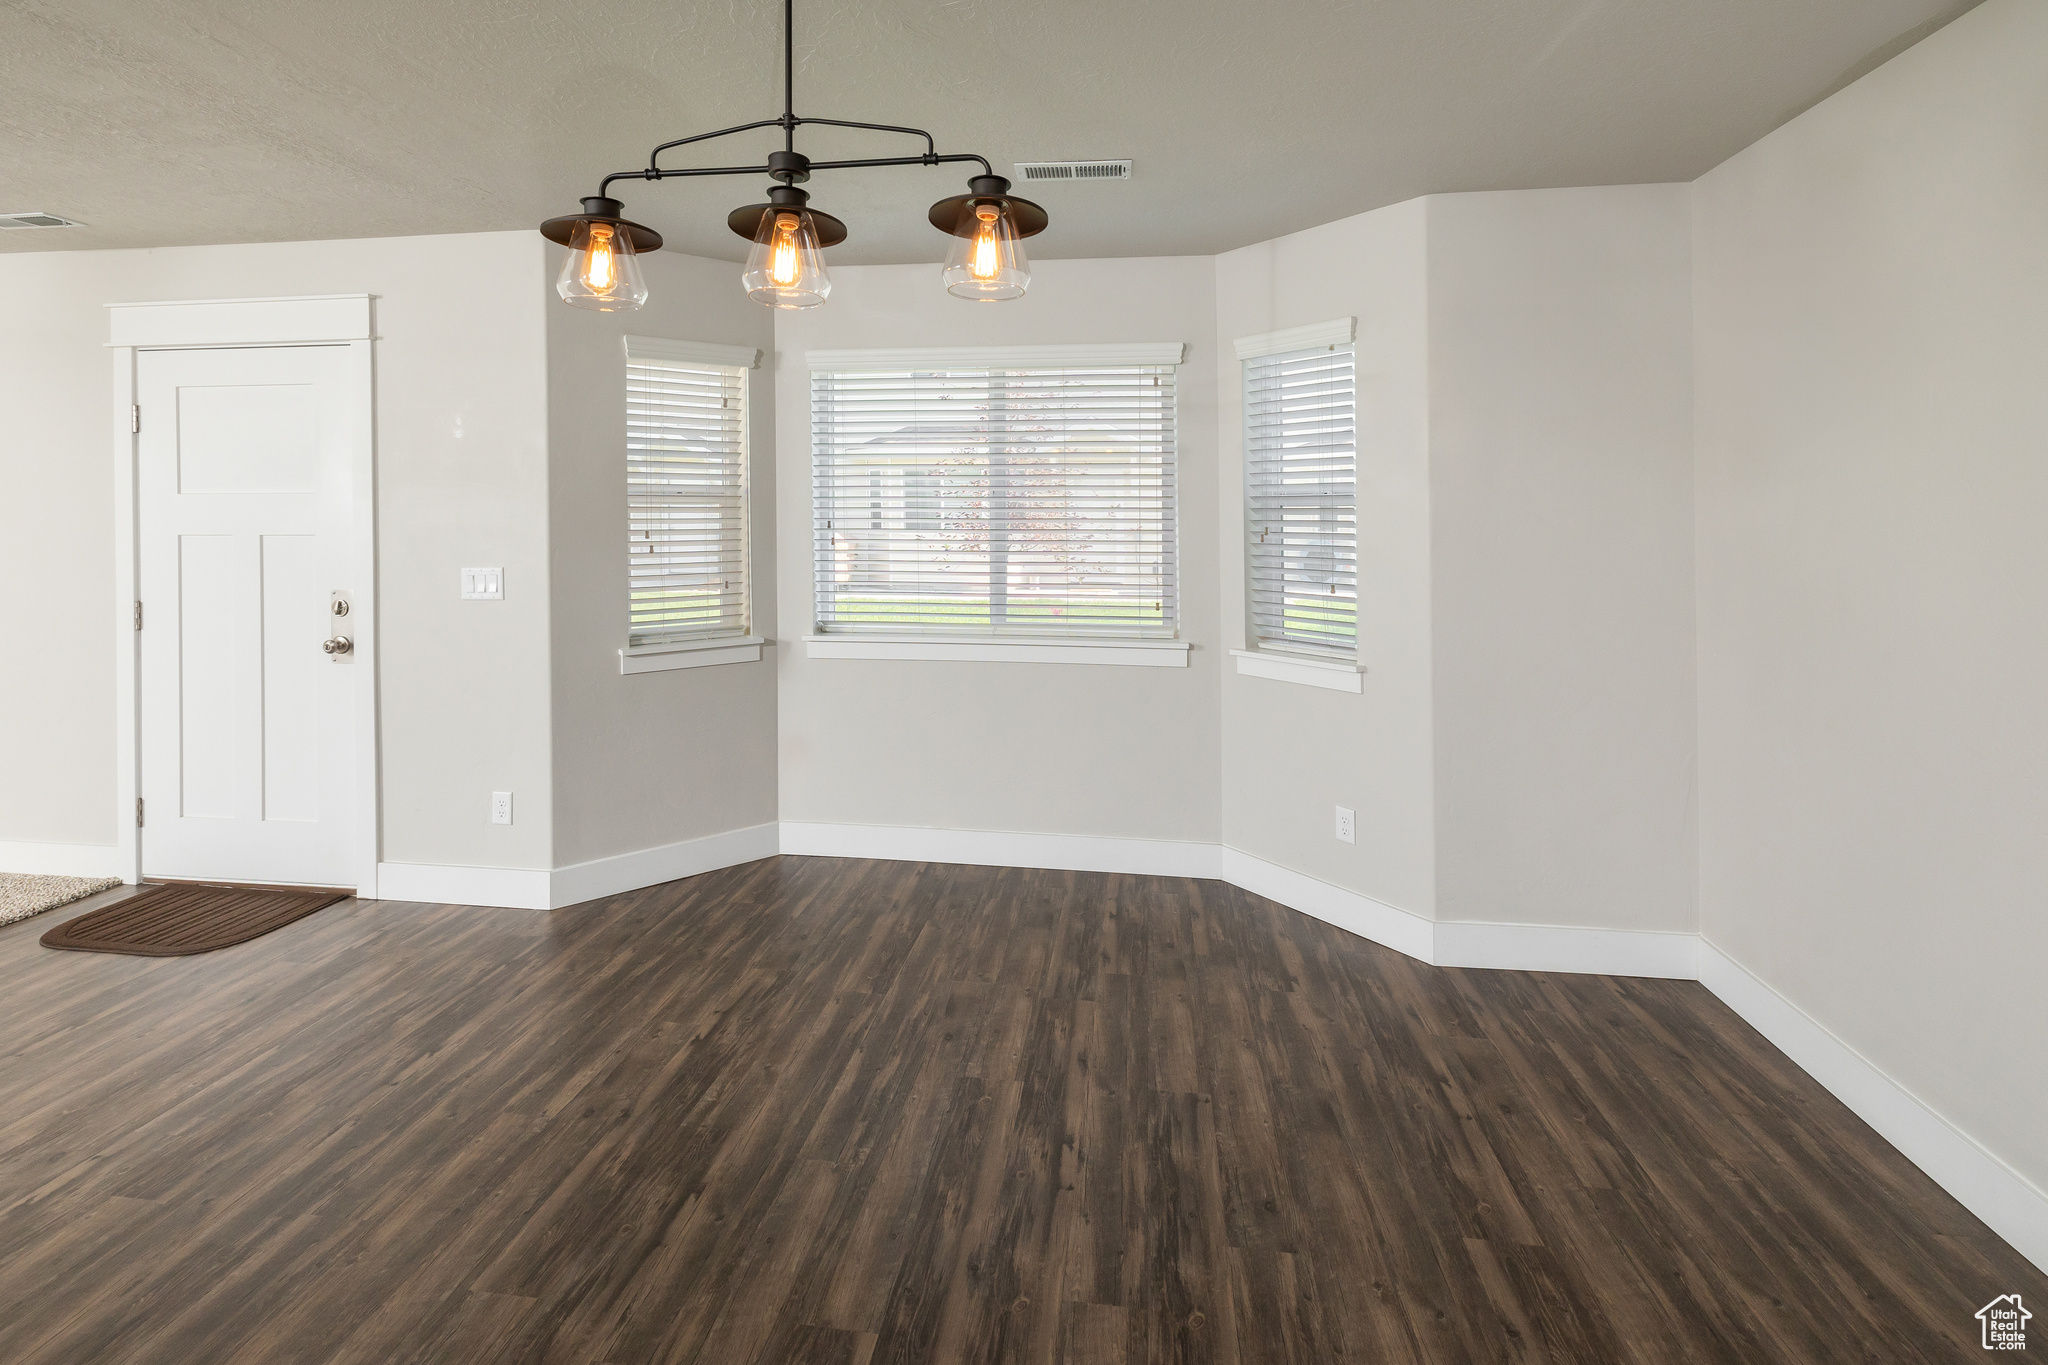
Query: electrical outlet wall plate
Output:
[[461, 567, 504, 600], [491, 791, 514, 825], [1335, 806, 1356, 844]]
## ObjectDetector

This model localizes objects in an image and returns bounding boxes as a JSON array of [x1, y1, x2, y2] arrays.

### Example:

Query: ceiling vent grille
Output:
[[0, 211, 84, 229], [1014, 160, 1131, 183]]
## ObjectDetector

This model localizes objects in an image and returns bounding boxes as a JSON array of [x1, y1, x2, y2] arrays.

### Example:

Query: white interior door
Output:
[[138, 345, 358, 886]]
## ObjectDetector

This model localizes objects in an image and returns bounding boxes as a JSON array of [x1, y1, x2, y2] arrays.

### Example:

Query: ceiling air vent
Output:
[[1014, 160, 1131, 183], [0, 211, 84, 229]]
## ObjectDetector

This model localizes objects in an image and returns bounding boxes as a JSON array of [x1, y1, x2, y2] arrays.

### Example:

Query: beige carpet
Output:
[[0, 873, 123, 928]]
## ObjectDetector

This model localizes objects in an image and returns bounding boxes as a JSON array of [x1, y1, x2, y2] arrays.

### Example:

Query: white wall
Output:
[[0, 258, 121, 848], [1428, 187, 1697, 932], [1694, 0, 2048, 1195], [545, 250, 779, 866], [1212, 188, 1695, 934], [1214, 201, 1438, 913], [0, 232, 557, 871], [772, 258, 1222, 844]]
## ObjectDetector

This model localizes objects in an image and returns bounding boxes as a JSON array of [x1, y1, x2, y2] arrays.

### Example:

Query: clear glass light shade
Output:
[[742, 209, 832, 308], [942, 201, 1030, 301], [556, 220, 649, 311]]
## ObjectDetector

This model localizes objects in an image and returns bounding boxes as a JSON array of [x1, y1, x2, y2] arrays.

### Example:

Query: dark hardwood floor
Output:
[[0, 857, 2036, 1363]]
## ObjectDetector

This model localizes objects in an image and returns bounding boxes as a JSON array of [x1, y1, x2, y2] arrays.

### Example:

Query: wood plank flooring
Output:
[[0, 856, 2036, 1363]]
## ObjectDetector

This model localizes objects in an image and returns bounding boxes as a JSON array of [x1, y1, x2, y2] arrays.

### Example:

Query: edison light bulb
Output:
[[557, 218, 648, 311], [943, 200, 1029, 301], [584, 224, 619, 290], [770, 214, 802, 287], [970, 206, 1002, 280], [743, 207, 831, 308]]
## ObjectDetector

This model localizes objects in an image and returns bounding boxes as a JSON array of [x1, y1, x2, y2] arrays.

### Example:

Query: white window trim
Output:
[[806, 635, 1189, 667], [624, 337, 755, 653], [1233, 317, 1355, 361], [624, 335, 761, 370], [1240, 325, 1360, 664], [1230, 647, 1364, 693], [619, 635, 767, 675], [806, 341, 1185, 372], [809, 344, 1187, 653]]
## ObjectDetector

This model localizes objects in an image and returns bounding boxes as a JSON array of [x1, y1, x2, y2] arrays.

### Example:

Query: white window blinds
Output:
[[1245, 343, 1357, 656], [625, 339, 750, 646], [811, 353, 1179, 636]]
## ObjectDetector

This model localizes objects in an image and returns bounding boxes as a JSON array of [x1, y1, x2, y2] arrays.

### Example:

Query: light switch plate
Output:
[[461, 567, 503, 600]]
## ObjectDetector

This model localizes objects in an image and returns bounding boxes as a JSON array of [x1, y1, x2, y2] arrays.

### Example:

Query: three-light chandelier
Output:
[[540, 0, 1048, 312]]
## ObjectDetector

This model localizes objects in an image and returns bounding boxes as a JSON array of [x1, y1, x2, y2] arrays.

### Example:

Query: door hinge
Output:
[[131, 404, 141, 434], [136, 797, 144, 827], [134, 600, 143, 631]]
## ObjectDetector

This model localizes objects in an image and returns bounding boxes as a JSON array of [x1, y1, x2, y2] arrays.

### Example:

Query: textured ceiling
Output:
[[0, 0, 1980, 264]]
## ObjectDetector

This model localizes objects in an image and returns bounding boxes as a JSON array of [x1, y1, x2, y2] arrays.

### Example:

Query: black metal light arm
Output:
[[637, 117, 937, 174], [646, 118, 787, 166], [600, 148, 994, 199], [808, 150, 994, 176], [788, 116, 937, 159], [601, 165, 770, 194]]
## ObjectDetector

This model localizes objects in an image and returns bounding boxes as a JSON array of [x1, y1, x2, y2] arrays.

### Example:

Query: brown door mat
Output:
[[147, 877, 356, 896], [40, 882, 352, 957]]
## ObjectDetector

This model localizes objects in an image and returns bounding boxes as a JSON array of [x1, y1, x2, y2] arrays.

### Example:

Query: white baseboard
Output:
[[550, 823, 779, 909], [0, 840, 126, 880], [1698, 940, 2048, 1275], [1219, 846, 1434, 962], [374, 860, 552, 910], [1215, 847, 1697, 978], [1435, 919, 1700, 979], [375, 822, 782, 911], [371, 825, 1688, 981], [780, 821, 1223, 879]]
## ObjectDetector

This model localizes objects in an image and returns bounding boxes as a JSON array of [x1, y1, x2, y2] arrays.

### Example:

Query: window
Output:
[[1243, 336, 1357, 658], [625, 337, 755, 647], [810, 344, 1182, 639]]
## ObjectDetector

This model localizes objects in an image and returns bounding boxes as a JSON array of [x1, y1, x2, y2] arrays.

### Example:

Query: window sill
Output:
[[806, 635, 1189, 667], [1230, 647, 1364, 693], [619, 636, 766, 674]]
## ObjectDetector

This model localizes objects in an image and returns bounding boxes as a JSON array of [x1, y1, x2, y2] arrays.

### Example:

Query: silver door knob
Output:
[[323, 636, 353, 656]]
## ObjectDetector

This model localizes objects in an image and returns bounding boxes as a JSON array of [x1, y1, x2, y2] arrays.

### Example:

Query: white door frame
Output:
[[109, 295, 380, 895]]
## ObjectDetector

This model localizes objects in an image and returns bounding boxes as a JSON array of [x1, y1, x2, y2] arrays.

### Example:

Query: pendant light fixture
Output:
[[538, 0, 1047, 313], [931, 176, 1046, 301], [545, 199, 657, 311], [734, 183, 844, 308]]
